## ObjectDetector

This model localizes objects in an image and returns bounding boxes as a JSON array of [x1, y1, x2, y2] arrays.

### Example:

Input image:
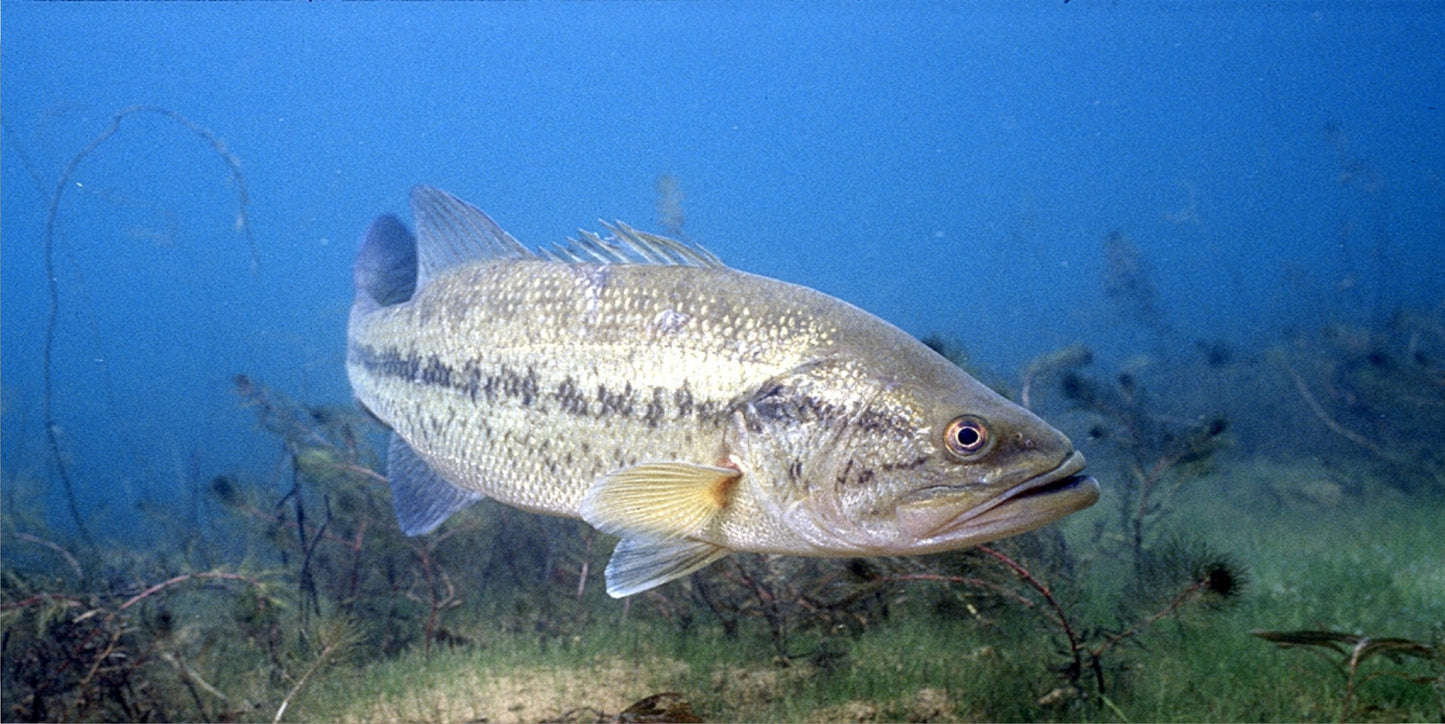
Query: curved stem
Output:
[[41, 105, 258, 554]]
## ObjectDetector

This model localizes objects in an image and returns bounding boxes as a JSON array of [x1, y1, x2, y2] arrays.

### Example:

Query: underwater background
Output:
[[3, 3, 1443, 722]]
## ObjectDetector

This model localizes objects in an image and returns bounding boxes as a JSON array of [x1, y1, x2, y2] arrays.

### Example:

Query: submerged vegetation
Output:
[[6, 314, 1443, 721], [1252, 626, 1445, 723], [6, 403, 1443, 722], [4, 111, 1443, 722]]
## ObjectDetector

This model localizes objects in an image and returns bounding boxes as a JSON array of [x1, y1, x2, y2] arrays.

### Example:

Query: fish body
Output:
[[347, 186, 1099, 596]]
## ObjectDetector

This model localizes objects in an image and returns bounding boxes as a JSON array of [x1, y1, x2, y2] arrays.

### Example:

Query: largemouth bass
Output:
[[347, 186, 1099, 597]]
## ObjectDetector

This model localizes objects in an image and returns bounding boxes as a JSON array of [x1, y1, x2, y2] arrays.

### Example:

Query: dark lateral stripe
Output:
[[743, 378, 916, 441], [350, 343, 727, 427]]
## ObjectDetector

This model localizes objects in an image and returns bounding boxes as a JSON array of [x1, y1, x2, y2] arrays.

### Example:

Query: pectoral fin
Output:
[[579, 462, 742, 539], [604, 537, 731, 598]]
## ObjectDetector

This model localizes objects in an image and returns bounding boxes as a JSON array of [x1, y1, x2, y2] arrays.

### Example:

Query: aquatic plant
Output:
[[2, 369, 604, 720], [1101, 230, 1169, 342], [1046, 353, 1230, 591], [875, 530, 1244, 712], [1253, 625, 1445, 722], [1, 563, 274, 721], [857, 342, 1240, 710], [15, 362, 1441, 721], [230, 374, 472, 655], [687, 554, 894, 660], [271, 615, 364, 723], [1018, 343, 1092, 411], [5, 103, 1442, 722]]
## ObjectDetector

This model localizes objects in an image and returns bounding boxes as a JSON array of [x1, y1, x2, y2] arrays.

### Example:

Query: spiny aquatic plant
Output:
[[874, 532, 1245, 710], [1043, 346, 1231, 591], [1, 562, 275, 721]]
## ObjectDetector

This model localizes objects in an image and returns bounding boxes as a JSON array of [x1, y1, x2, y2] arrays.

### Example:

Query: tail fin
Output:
[[353, 214, 417, 312]]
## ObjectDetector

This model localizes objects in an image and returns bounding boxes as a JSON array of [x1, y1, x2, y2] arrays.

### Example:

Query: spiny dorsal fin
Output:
[[539, 221, 725, 269], [409, 185, 725, 288], [410, 185, 532, 289]]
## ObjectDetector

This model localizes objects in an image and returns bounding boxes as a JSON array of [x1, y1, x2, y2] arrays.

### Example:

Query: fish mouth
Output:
[[980, 450, 1096, 518], [900, 450, 1099, 545]]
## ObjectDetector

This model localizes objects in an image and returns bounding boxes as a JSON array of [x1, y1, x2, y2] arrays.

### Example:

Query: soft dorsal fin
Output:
[[609, 221, 725, 267], [410, 185, 532, 289]]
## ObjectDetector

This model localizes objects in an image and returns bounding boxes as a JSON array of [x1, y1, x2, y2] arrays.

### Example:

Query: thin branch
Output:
[[9, 531, 84, 579], [0, 592, 86, 611], [1279, 357, 1390, 458], [884, 572, 1044, 615], [42, 105, 259, 553], [115, 571, 263, 614], [272, 639, 337, 724], [976, 546, 1084, 661]]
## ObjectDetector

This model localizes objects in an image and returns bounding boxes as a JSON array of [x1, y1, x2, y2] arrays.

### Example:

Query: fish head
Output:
[[731, 343, 1099, 556]]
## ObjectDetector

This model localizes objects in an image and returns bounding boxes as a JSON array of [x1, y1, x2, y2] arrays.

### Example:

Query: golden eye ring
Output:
[[943, 415, 990, 459]]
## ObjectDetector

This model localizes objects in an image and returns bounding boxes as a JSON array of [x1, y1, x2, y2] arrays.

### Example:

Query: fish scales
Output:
[[347, 186, 1099, 597], [350, 260, 855, 519]]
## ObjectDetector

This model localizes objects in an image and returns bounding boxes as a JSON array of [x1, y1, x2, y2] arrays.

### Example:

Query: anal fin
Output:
[[387, 433, 483, 535], [605, 537, 731, 598]]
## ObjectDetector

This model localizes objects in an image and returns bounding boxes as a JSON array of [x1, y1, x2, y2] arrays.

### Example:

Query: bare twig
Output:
[[115, 571, 263, 614], [10, 531, 84, 579], [272, 635, 341, 724], [406, 541, 461, 656], [976, 546, 1088, 683], [160, 650, 231, 707], [1279, 357, 1390, 457], [884, 572, 1044, 615], [0, 592, 86, 611]]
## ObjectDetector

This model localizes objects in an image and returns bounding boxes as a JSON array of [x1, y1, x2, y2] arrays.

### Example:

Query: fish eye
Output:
[[943, 415, 991, 459]]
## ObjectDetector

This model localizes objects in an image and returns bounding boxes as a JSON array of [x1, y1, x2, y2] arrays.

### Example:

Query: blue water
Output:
[[2, 3, 1442, 544]]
